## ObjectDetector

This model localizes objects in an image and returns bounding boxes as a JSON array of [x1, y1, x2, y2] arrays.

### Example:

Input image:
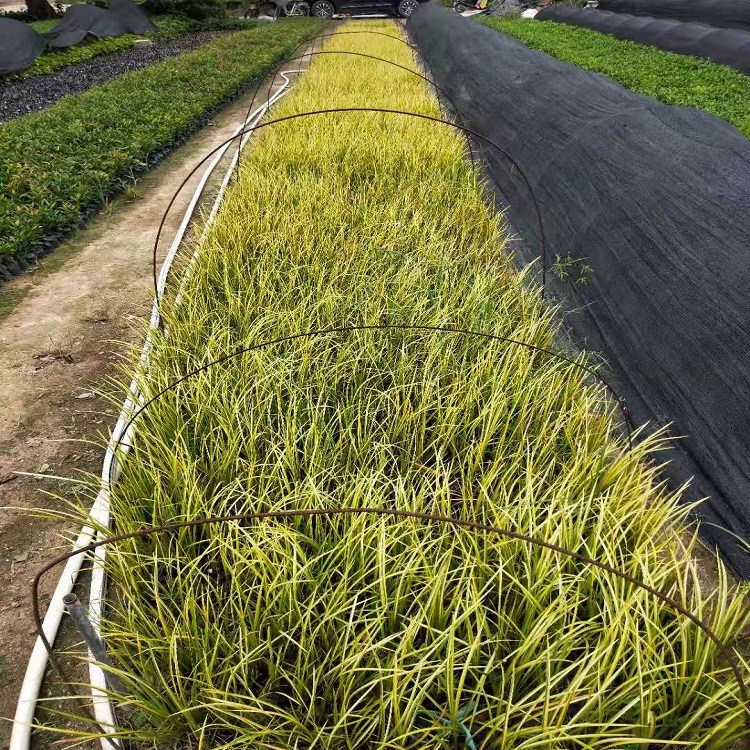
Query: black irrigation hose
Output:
[[108, 324, 634, 492], [152, 108, 548, 315], [31, 507, 750, 738]]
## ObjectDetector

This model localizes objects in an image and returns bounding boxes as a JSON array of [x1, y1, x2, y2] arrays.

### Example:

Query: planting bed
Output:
[[0, 20, 321, 268], [533, 5, 750, 76], [0, 30, 228, 124], [597, 0, 750, 30], [77, 19, 750, 750], [482, 17, 750, 138], [12, 15, 258, 80], [418, 4, 750, 576]]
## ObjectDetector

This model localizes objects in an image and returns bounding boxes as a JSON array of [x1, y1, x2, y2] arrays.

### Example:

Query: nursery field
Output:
[[77, 19, 750, 750], [482, 18, 750, 138], [0, 20, 321, 267]]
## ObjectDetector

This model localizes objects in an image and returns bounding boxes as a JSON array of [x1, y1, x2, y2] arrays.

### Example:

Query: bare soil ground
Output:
[[0, 68, 303, 748]]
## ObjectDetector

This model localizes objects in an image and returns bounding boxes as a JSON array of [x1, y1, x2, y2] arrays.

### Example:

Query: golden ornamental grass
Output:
[[69, 20, 750, 750]]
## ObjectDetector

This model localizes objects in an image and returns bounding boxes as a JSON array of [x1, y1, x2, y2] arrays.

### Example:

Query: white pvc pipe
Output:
[[10, 70, 299, 750]]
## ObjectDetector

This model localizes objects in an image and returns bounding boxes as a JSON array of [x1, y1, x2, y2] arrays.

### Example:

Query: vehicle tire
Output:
[[311, 0, 334, 16], [397, 0, 418, 17]]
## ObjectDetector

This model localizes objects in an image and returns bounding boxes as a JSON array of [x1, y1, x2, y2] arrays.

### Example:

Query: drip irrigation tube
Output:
[[9, 68, 301, 750]]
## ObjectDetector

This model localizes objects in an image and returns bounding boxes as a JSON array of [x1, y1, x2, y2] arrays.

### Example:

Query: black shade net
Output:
[[537, 5, 750, 75], [45, 4, 128, 48], [0, 0, 159, 71], [0, 19, 46, 75], [110, 0, 158, 34], [597, 0, 750, 31], [409, 3, 750, 577]]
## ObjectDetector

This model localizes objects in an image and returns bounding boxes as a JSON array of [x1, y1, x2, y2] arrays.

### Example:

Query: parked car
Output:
[[309, 0, 429, 18]]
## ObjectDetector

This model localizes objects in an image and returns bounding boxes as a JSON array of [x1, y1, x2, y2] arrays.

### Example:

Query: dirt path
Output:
[[0, 63, 308, 748]]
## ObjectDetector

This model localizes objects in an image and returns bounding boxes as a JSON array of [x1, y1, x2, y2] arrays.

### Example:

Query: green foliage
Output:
[[551, 253, 593, 284], [0, 20, 322, 264], [157, 0, 229, 20], [481, 18, 750, 138], [28, 17, 59, 32]]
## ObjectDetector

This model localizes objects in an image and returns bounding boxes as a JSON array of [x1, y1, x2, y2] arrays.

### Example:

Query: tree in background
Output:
[[145, 0, 227, 17], [22, 0, 227, 22], [25, 0, 59, 19]]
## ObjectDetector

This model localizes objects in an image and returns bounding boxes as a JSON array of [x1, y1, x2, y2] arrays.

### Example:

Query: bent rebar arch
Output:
[[152, 110, 547, 309], [32, 507, 750, 737], [107, 324, 634, 483]]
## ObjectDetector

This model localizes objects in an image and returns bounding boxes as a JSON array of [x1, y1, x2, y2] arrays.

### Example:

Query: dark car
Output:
[[310, 0, 428, 18]]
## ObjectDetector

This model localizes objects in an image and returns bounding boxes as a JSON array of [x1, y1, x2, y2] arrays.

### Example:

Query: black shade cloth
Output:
[[0, 19, 46, 75], [44, 3, 128, 48], [598, 0, 750, 31], [2, 1, 157, 75], [537, 6, 750, 74], [409, 3, 750, 577], [110, 0, 158, 34]]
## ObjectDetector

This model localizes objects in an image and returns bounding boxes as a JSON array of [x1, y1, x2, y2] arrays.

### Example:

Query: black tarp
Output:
[[598, 0, 750, 31], [110, 0, 158, 34], [537, 6, 750, 75], [1, 1, 157, 75], [0, 19, 46, 75], [44, 3, 128, 48], [409, 3, 750, 577]]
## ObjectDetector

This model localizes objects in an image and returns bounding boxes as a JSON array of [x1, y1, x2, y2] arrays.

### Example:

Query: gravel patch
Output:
[[0, 30, 228, 123]]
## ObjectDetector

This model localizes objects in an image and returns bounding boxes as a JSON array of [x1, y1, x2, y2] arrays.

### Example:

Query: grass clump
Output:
[[481, 18, 750, 138], [83, 21, 750, 750], [0, 20, 322, 265]]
